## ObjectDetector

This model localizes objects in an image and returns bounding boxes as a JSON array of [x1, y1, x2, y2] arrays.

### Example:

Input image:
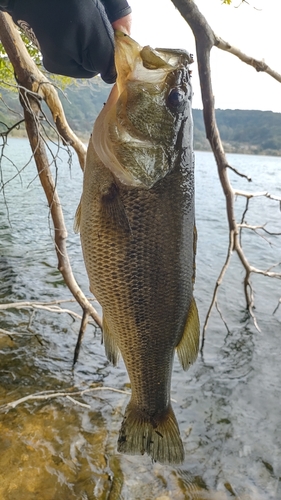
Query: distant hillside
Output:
[[0, 79, 111, 138], [193, 108, 281, 156], [0, 80, 280, 155]]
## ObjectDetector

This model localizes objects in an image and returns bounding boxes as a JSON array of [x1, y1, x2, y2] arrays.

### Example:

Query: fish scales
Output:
[[76, 32, 200, 464]]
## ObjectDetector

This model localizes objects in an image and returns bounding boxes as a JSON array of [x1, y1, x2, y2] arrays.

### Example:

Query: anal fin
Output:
[[176, 297, 200, 370], [103, 314, 120, 366]]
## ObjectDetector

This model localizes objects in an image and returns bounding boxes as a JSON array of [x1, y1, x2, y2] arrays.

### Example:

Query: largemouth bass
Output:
[[75, 32, 200, 464]]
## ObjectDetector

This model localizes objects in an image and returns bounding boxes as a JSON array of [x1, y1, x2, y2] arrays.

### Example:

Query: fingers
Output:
[[112, 13, 132, 36]]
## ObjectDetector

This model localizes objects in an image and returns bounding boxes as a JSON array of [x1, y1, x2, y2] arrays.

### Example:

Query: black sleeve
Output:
[[100, 0, 132, 23], [0, 0, 14, 12], [7, 0, 130, 82]]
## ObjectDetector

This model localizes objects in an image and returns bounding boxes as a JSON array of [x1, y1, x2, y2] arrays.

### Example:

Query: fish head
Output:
[[93, 32, 193, 188]]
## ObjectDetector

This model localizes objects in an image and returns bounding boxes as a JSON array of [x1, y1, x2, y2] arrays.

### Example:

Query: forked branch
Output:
[[0, 12, 86, 169], [171, 0, 281, 348], [0, 12, 102, 361]]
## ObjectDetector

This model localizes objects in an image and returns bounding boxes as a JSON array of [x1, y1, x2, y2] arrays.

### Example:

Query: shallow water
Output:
[[0, 138, 281, 499]]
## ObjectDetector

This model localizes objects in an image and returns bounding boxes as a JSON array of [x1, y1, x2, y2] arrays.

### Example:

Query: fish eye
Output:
[[167, 87, 186, 109]]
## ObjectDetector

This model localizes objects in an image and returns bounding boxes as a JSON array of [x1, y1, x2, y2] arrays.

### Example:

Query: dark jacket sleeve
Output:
[[0, 0, 131, 83], [0, 0, 14, 11], [100, 0, 132, 23]]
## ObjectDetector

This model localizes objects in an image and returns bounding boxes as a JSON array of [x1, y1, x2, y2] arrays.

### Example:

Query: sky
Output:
[[129, 0, 281, 112]]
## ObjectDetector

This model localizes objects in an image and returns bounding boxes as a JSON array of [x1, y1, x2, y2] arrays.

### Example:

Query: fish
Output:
[[74, 31, 200, 465]]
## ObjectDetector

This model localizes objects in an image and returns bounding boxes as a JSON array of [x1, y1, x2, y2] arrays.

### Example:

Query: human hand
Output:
[[112, 13, 132, 36]]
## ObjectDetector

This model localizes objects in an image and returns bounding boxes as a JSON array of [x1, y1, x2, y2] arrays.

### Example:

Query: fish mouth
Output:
[[114, 30, 193, 95], [92, 33, 193, 188]]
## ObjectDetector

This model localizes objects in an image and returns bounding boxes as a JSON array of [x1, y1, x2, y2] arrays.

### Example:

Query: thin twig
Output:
[[227, 164, 252, 182], [73, 309, 90, 366], [201, 230, 234, 353], [65, 395, 91, 409], [234, 190, 281, 203], [215, 301, 231, 334], [0, 301, 89, 321], [0, 327, 23, 339], [215, 36, 281, 84], [0, 385, 131, 412], [273, 299, 281, 315], [0, 119, 25, 137], [238, 223, 281, 247]]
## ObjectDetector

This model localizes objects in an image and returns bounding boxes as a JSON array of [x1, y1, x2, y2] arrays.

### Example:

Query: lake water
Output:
[[0, 137, 281, 499]]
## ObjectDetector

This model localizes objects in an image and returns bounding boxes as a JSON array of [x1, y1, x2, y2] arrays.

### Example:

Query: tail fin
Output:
[[117, 401, 184, 464]]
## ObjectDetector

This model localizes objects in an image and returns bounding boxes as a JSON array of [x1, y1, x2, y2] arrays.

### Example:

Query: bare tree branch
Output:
[[171, 0, 281, 345], [234, 190, 281, 203], [201, 230, 234, 353], [0, 12, 87, 170], [1, 4, 280, 356], [73, 309, 90, 366], [273, 298, 281, 315], [0, 12, 102, 360], [227, 164, 252, 182], [0, 118, 25, 136], [0, 386, 131, 413], [215, 37, 281, 84], [23, 90, 101, 325], [0, 299, 98, 322]]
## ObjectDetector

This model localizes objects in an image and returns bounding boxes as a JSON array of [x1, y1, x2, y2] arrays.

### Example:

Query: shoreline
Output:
[[6, 130, 281, 157]]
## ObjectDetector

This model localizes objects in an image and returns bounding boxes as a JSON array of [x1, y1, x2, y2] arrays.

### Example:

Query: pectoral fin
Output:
[[101, 183, 131, 234], [74, 199, 82, 234], [103, 315, 120, 366], [176, 298, 200, 370]]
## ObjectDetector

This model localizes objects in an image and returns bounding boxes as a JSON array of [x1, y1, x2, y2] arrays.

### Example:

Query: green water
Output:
[[0, 139, 281, 499]]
